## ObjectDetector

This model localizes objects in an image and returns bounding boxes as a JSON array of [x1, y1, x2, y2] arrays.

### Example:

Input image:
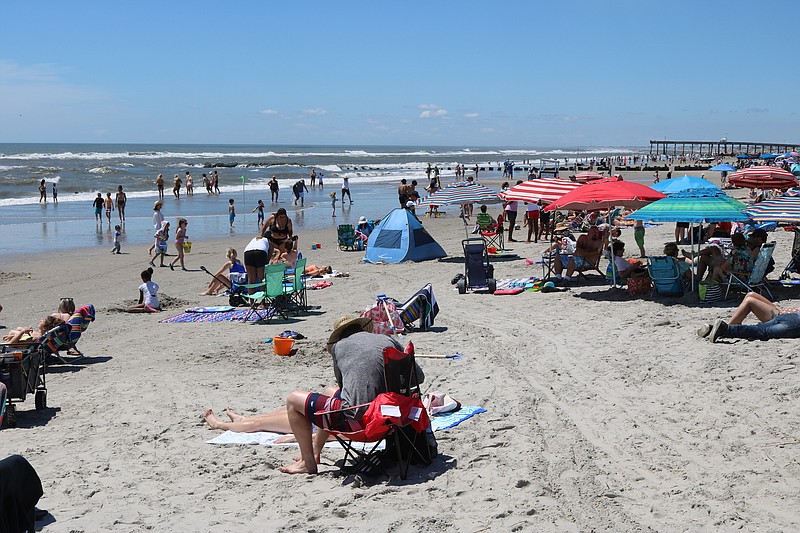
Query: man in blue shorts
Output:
[[552, 225, 605, 280]]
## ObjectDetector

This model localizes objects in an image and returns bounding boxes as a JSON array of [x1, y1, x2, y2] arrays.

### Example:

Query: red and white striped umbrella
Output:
[[574, 171, 605, 183], [498, 178, 583, 205], [728, 166, 798, 189]]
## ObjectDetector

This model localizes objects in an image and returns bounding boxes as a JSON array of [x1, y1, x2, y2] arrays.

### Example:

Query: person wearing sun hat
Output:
[[278, 315, 424, 475], [147, 200, 165, 257], [355, 216, 373, 250]]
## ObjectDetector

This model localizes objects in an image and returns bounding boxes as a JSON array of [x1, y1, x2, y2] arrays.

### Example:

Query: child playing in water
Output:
[[228, 199, 236, 228], [330, 191, 337, 217], [104, 192, 114, 225], [127, 267, 160, 313], [111, 224, 122, 254], [253, 199, 265, 228], [150, 221, 170, 267]]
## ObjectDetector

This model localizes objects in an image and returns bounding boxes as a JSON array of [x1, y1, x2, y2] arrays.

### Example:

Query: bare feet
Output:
[[223, 407, 244, 422], [204, 409, 225, 430], [279, 459, 317, 474]]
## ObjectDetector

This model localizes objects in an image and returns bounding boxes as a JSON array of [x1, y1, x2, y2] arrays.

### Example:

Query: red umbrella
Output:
[[499, 178, 583, 205], [728, 166, 797, 189], [543, 177, 666, 212], [574, 171, 605, 183]]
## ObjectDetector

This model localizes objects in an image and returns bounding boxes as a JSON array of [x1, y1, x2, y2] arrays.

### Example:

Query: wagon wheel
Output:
[[35, 390, 47, 410]]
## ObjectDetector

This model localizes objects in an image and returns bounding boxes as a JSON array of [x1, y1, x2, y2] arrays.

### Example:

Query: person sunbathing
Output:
[[3, 316, 64, 345], [683, 244, 725, 283], [552, 225, 604, 280], [51, 297, 75, 322], [698, 292, 800, 343], [201, 248, 245, 295]]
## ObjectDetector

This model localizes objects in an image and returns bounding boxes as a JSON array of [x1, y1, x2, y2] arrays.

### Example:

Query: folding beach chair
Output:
[[725, 242, 775, 300], [34, 304, 95, 365], [241, 264, 288, 321], [456, 238, 496, 294], [283, 257, 308, 314], [394, 284, 439, 332], [337, 224, 357, 251], [780, 228, 800, 280], [316, 342, 432, 480], [646, 256, 684, 297]]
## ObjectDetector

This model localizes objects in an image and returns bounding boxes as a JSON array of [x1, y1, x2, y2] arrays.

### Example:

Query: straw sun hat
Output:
[[327, 316, 373, 349], [153, 200, 163, 209]]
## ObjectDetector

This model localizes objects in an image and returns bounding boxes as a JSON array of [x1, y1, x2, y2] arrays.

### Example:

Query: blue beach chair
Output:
[[646, 256, 684, 297]]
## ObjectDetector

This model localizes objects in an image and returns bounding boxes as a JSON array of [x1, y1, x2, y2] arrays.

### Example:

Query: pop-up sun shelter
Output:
[[364, 208, 446, 264]]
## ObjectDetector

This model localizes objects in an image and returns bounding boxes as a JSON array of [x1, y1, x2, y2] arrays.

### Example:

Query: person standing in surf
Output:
[[269, 176, 279, 203], [155, 174, 165, 200], [38, 179, 47, 203], [115, 185, 127, 223]]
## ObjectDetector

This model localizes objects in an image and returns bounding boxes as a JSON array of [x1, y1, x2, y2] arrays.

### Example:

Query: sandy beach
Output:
[[3, 176, 800, 532]]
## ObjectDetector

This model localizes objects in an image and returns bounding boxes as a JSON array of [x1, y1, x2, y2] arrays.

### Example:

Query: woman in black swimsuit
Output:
[[260, 207, 293, 257]]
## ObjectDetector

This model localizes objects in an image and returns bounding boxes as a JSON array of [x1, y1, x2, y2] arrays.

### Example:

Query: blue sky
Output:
[[1, 1, 796, 146]]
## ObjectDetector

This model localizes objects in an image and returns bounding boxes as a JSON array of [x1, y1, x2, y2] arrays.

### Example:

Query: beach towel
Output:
[[308, 281, 333, 290], [206, 431, 385, 451], [185, 306, 236, 313], [495, 278, 539, 291], [159, 308, 275, 323], [430, 406, 486, 431]]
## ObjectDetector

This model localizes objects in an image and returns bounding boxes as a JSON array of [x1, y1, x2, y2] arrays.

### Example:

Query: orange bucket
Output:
[[272, 336, 295, 356]]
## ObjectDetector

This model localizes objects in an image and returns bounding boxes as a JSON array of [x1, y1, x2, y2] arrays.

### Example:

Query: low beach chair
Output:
[[646, 256, 684, 297], [395, 284, 439, 332], [780, 228, 800, 280], [283, 257, 308, 314], [725, 242, 775, 300], [337, 224, 357, 251], [315, 342, 432, 479], [241, 264, 288, 322]]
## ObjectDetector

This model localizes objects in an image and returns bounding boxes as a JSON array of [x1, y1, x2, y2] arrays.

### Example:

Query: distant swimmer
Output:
[[52, 182, 58, 203]]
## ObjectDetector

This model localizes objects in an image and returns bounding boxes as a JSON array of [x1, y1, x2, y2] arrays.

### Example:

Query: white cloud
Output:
[[417, 103, 448, 119], [260, 108, 278, 115], [464, 113, 479, 118], [417, 104, 439, 110], [0, 60, 65, 82], [302, 108, 328, 116]]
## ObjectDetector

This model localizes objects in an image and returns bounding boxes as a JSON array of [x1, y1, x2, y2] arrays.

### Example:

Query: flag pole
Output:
[[241, 175, 246, 227]]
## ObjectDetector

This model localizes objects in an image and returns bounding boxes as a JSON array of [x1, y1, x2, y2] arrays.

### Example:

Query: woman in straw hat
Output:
[[203, 315, 423, 475]]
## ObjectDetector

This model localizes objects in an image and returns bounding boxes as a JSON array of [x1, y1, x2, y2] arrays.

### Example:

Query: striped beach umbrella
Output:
[[574, 171, 605, 183], [543, 177, 665, 212], [745, 194, 800, 223], [419, 182, 501, 206], [728, 166, 798, 189], [498, 178, 583, 205]]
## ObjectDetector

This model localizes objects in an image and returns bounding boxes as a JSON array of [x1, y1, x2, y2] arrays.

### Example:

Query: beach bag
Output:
[[698, 281, 723, 302], [360, 300, 405, 335], [626, 274, 652, 297]]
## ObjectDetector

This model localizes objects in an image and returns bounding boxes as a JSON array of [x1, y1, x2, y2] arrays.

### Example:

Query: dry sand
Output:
[[2, 177, 800, 532]]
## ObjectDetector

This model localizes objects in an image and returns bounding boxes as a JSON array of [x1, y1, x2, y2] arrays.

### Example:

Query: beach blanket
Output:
[[186, 306, 236, 313], [207, 431, 385, 450], [308, 280, 333, 290], [159, 308, 275, 323], [495, 278, 539, 291], [430, 406, 486, 431], [206, 406, 485, 447]]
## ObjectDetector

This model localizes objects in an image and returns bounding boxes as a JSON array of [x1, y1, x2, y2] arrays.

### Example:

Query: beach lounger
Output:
[[315, 342, 432, 479], [646, 256, 684, 297], [725, 242, 775, 300]]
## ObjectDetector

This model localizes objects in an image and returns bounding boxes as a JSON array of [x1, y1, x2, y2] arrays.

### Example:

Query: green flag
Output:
[[241, 175, 245, 184]]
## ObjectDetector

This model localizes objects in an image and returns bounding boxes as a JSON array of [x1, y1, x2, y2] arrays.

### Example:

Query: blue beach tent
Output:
[[364, 208, 447, 264]]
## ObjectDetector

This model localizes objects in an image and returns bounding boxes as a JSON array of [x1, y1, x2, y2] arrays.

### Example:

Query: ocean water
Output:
[[0, 143, 647, 256]]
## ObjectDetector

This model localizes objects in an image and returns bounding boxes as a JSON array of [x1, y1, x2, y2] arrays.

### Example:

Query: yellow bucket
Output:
[[183, 241, 192, 253]]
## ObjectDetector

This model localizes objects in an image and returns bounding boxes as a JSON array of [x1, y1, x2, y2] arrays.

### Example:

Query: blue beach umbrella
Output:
[[651, 175, 719, 194], [708, 163, 737, 172], [760, 153, 778, 160], [737, 153, 752, 159], [791, 163, 800, 176]]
